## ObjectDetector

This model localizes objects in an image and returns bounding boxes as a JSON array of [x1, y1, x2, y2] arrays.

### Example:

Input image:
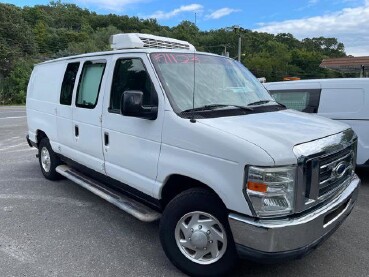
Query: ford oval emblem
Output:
[[333, 161, 347, 178]]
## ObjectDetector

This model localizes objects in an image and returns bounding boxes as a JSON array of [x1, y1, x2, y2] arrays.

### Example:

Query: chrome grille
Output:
[[293, 129, 357, 213], [318, 146, 355, 197]]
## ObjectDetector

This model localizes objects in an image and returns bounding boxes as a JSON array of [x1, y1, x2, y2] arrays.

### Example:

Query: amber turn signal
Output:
[[247, 181, 267, 193]]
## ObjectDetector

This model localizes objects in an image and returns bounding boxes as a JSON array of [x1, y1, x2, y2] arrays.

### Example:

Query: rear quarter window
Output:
[[60, 62, 80, 106], [269, 89, 321, 113]]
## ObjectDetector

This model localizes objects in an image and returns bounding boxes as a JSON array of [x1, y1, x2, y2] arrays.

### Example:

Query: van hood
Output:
[[197, 109, 349, 165]]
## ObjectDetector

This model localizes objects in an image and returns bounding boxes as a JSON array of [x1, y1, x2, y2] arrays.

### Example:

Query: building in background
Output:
[[320, 56, 369, 78]]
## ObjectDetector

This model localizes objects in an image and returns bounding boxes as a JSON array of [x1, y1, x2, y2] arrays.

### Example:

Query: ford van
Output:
[[26, 34, 360, 276]]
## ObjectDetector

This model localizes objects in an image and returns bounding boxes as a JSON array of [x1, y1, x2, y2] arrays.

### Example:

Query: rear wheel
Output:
[[160, 188, 237, 276], [38, 138, 61, 180]]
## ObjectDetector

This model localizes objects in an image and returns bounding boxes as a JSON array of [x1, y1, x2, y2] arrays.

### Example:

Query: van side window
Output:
[[109, 58, 157, 113], [76, 61, 106, 109], [60, 62, 80, 105], [270, 89, 321, 113]]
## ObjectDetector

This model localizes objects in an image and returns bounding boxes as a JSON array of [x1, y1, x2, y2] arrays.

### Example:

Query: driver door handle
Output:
[[75, 125, 79, 137], [104, 132, 109, 146]]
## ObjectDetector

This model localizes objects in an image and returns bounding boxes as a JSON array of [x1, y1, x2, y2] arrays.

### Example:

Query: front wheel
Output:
[[160, 188, 237, 276]]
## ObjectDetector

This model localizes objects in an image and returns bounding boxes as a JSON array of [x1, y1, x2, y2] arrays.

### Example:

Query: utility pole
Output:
[[238, 35, 241, 62], [360, 65, 365, 78], [233, 25, 242, 62]]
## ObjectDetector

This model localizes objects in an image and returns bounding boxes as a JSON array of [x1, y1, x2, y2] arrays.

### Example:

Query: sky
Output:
[[2, 0, 369, 56]]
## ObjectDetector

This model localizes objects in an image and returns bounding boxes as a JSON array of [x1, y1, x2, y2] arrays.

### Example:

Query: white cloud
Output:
[[146, 4, 203, 20], [206, 8, 241, 20], [255, 0, 369, 56], [73, 0, 146, 11]]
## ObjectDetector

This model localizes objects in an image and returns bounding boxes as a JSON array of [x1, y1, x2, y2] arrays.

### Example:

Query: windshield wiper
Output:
[[181, 104, 253, 114], [248, 100, 287, 108], [247, 100, 274, 106]]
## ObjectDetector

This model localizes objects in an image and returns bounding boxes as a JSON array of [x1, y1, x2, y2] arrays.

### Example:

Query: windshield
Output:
[[150, 53, 275, 113]]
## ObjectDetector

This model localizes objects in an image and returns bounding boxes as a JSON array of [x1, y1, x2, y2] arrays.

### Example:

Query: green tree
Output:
[[0, 2, 350, 104], [275, 33, 301, 50], [245, 41, 293, 81], [0, 4, 36, 75], [34, 21, 48, 53], [172, 21, 200, 44]]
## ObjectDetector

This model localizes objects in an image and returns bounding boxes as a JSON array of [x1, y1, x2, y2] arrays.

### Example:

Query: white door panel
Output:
[[339, 120, 369, 165], [57, 105, 74, 150], [70, 59, 109, 174], [72, 110, 104, 172], [103, 116, 161, 195], [102, 54, 164, 197], [318, 88, 365, 118], [56, 61, 81, 156]]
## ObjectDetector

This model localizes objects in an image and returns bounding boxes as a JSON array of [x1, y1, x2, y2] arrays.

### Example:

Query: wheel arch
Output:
[[36, 129, 48, 147], [160, 174, 227, 209]]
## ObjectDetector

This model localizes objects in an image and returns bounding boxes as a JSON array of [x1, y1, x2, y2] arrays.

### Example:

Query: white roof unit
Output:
[[109, 33, 196, 51]]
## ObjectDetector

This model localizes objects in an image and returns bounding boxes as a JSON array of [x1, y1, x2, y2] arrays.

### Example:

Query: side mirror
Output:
[[120, 91, 158, 120]]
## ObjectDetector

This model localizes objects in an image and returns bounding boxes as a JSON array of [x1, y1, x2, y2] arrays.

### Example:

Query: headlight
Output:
[[245, 166, 296, 217]]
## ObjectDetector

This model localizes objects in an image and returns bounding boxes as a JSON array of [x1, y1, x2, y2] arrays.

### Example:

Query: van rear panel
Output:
[[318, 88, 366, 119], [26, 62, 66, 145]]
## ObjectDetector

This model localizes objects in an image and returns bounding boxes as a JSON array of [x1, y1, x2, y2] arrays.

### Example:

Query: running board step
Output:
[[56, 165, 161, 222]]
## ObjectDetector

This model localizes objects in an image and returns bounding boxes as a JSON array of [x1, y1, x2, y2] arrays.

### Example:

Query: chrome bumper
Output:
[[229, 174, 360, 259]]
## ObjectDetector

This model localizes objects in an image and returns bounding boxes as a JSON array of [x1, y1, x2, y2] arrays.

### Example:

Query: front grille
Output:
[[293, 129, 357, 213], [318, 145, 355, 197]]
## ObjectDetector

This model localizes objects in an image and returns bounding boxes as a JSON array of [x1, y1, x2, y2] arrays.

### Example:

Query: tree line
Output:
[[0, 1, 348, 104]]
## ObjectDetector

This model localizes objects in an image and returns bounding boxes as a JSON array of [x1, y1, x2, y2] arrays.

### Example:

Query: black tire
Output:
[[160, 188, 238, 277], [38, 138, 62, 180]]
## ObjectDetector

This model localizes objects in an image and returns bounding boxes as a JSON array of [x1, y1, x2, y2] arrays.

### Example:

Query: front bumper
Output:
[[228, 174, 360, 263]]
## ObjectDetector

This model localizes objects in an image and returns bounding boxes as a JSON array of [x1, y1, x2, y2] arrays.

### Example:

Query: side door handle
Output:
[[75, 125, 79, 137], [104, 132, 109, 146]]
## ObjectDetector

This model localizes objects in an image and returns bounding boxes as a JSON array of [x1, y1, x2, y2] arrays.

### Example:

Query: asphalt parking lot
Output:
[[0, 106, 368, 276]]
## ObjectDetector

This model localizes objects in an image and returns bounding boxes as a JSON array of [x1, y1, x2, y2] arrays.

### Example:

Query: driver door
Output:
[[101, 54, 164, 196]]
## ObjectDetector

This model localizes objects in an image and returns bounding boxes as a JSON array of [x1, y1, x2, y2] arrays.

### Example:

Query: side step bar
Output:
[[56, 165, 161, 222]]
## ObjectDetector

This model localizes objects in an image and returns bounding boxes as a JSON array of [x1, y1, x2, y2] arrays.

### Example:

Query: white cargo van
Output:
[[26, 34, 360, 276], [264, 79, 369, 167]]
